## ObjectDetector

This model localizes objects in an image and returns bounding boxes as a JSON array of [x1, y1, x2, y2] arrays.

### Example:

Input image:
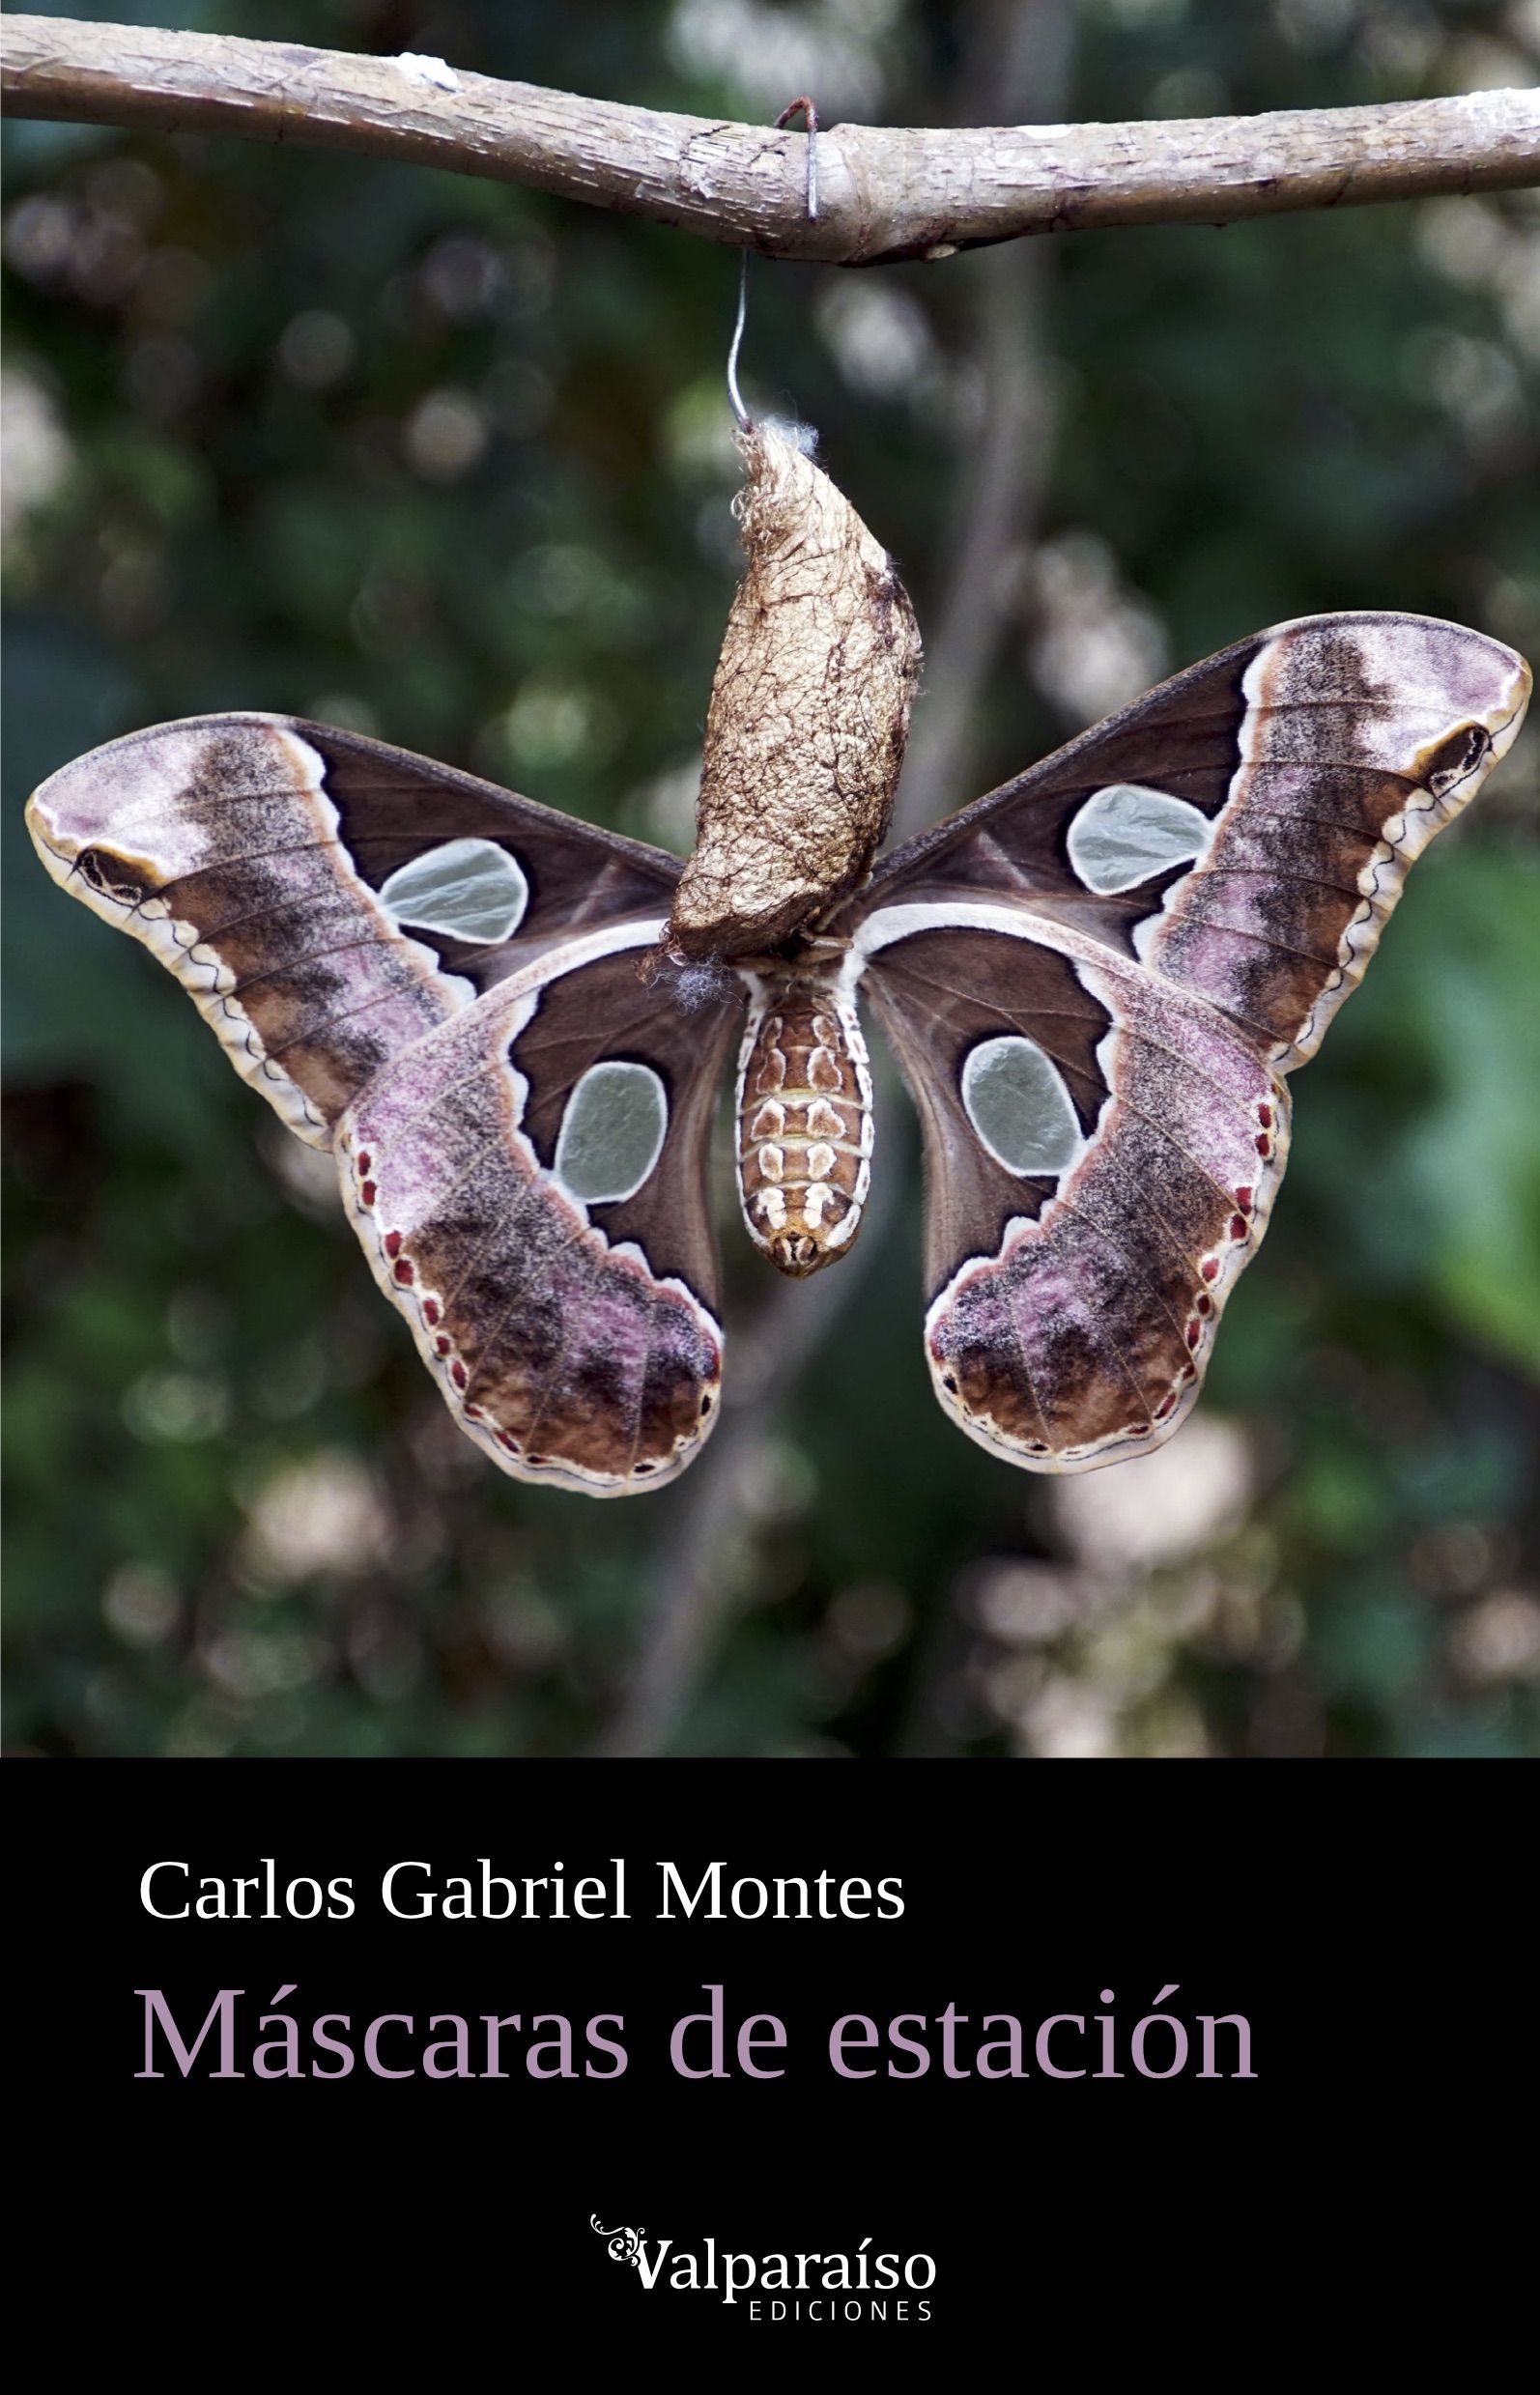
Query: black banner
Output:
[[19, 1766, 1514, 2353]]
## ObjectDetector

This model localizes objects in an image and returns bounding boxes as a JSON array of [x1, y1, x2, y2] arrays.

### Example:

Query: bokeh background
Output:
[[4, 0, 1538, 1758]]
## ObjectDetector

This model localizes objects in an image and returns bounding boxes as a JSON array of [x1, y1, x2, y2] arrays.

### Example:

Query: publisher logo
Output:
[[589, 2215, 935, 2322]]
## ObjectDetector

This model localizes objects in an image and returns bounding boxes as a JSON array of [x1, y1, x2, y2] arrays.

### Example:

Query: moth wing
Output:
[[857, 903, 1287, 1473], [26, 713, 682, 1147], [338, 921, 743, 1495], [863, 613, 1528, 1069], [28, 713, 736, 1493], [850, 612, 1527, 1475]]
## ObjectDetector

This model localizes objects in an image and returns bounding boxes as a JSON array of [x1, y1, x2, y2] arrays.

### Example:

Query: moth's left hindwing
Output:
[[853, 613, 1529, 1473], [338, 925, 741, 1494], [28, 714, 742, 1494]]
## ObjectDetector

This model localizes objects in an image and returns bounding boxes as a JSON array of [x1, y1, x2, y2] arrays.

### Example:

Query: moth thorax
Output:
[[735, 981, 873, 1276]]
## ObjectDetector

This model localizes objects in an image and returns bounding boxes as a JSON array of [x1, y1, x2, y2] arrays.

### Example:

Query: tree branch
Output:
[[3, 14, 1536, 266]]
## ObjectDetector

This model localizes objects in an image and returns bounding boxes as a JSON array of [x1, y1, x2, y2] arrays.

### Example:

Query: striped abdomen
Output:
[[735, 979, 873, 1275]]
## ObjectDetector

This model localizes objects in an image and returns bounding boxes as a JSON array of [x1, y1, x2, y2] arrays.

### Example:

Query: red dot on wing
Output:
[[384, 1230, 402, 1258]]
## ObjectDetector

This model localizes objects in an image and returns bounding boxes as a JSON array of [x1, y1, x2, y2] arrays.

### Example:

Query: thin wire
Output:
[[727, 98, 818, 431], [775, 96, 819, 220], [727, 249, 750, 428]]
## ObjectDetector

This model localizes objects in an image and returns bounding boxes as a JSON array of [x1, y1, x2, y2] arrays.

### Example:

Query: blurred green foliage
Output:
[[4, 0, 1537, 1758]]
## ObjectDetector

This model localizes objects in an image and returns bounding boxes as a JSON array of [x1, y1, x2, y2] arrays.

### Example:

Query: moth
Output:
[[27, 610, 1528, 1495]]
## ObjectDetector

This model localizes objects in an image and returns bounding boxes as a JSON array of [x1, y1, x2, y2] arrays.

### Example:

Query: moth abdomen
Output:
[[735, 981, 873, 1276]]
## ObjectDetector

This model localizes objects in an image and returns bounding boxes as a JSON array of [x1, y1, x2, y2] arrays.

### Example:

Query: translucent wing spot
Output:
[[961, 1036, 1084, 1179], [555, 1061, 669, 1205], [378, 838, 528, 945], [1067, 784, 1212, 896]]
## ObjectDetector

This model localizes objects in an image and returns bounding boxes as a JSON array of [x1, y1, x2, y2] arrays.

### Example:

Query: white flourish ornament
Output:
[[590, 2215, 644, 2266]]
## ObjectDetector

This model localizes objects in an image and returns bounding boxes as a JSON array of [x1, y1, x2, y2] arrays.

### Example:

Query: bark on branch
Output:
[[3, 14, 1537, 265]]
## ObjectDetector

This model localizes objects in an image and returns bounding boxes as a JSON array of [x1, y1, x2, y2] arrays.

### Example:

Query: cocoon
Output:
[[664, 421, 922, 960]]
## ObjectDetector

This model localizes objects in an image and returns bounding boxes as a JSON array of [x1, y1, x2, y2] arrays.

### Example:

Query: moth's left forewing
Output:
[[336, 923, 742, 1496], [26, 712, 684, 1147], [25, 715, 434, 1145]]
